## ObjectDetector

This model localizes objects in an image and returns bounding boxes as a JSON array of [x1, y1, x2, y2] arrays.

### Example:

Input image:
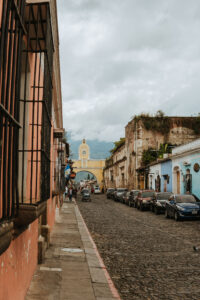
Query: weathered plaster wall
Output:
[[125, 117, 200, 188], [103, 144, 126, 188], [0, 220, 38, 300], [47, 197, 57, 231], [149, 164, 161, 191]]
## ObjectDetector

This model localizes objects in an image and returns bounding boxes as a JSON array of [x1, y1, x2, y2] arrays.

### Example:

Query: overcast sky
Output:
[[57, 0, 200, 142]]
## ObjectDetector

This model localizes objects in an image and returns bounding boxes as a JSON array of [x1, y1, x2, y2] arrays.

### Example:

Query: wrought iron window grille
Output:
[[18, 3, 54, 205], [0, 0, 26, 224]]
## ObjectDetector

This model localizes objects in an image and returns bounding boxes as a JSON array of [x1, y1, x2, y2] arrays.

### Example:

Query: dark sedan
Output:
[[152, 192, 173, 214], [123, 191, 131, 205], [81, 189, 91, 202], [114, 188, 128, 202], [165, 194, 200, 221], [106, 188, 115, 199], [109, 189, 117, 200], [128, 190, 139, 207]]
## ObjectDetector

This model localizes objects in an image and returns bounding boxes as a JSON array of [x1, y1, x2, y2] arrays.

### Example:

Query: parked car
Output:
[[94, 186, 101, 194], [106, 188, 115, 199], [123, 191, 131, 205], [165, 194, 200, 221], [136, 190, 155, 211], [128, 190, 140, 207], [152, 192, 173, 214], [81, 189, 91, 202], [114, 188, 128, 202], [118, 189, 128, 203], [109, 188, 116, 200]]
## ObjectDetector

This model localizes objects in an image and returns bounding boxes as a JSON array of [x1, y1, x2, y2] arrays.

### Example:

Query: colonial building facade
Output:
[[104, 141, 126, 188], [171, 138, 200, 198], [104, 115, 200, 190], [0, 1, 66, 298]]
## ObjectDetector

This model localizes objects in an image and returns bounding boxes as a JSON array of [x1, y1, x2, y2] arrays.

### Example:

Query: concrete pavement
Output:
[[26, 199, 121, 300]]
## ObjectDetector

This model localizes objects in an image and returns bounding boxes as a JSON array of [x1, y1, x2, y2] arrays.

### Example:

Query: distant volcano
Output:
[[68, 139, 113, 160]]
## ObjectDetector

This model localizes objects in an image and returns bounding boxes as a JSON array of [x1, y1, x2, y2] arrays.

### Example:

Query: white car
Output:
[[94, 187, 101, 194]]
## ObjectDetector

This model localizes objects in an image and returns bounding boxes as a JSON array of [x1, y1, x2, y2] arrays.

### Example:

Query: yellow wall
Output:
[[73, 140, 105, 185]]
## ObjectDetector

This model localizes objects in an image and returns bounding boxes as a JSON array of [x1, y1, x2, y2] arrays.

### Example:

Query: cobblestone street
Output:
[[77, 194, 200, 300]]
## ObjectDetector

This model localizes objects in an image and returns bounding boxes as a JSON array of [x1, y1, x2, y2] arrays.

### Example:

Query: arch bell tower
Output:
[[73, 139, 105, 186], [79, 139, 90, 163]]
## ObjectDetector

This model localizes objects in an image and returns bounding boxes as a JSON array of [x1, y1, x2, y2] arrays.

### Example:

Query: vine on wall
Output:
[[133, 111, 200, 135]]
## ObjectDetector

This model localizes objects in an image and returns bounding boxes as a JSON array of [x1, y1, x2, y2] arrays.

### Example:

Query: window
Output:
[[0, 0, 26, 223], [18, 3, 54, 204]]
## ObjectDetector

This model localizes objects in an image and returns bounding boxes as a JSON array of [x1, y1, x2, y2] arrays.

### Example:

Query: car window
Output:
[[141, 192, 154, 197], [157, 193, 172, 200], [133, 191, 139, 196], [176, 195, 196, 203]]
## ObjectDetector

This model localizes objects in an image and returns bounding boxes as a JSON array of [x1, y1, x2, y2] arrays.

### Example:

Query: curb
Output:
[[74, 200, 122, 300]]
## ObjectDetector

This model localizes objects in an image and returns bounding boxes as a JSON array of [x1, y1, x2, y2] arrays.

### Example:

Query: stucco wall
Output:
[[103, 143, 126, 188], [149, 164, 161, 190], [47, 197, 57, 231], [161, 160, 172, 192], [172, 152, 200, 199], [0, 220, 38, 300]]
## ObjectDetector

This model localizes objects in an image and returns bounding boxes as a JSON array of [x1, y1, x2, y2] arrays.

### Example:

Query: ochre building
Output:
[[73, 139, 105, 186]]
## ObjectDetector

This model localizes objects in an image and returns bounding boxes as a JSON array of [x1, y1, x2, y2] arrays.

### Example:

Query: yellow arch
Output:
[[73, 139, 105, 187], [74, 166, 104, 185]]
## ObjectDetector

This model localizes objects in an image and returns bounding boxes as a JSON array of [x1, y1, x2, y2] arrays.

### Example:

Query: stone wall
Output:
[[125, 116, 200, 189]]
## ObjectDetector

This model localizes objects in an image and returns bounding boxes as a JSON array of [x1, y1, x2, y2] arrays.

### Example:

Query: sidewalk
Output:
[[26, 200, 121, 300]]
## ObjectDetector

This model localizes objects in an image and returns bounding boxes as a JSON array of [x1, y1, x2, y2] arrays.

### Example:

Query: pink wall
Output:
[[47, 197, 56, 231], [0, 220, 38, 300]]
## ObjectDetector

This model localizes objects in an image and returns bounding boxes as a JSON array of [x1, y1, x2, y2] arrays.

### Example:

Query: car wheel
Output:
[[174, 211, 180, 221], [165, 209, 169, 218]]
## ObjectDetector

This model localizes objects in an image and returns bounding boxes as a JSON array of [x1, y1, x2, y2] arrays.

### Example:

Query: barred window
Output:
[[18, 3, 54, 204], [0, 1, 54, 228], [0, 0, 26, 223]]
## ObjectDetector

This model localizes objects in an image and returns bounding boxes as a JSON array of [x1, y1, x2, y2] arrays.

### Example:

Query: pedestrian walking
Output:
[[69, 188, 73, 202], [65, 186, 68, 200]]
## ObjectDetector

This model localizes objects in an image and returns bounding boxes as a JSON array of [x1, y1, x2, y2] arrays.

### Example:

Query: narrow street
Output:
[[77, 193, 200, 300]]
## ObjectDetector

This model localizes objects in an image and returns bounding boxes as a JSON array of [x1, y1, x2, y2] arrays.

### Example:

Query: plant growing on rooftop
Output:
[[132, 111, 200, 135], [142, 143, 175, 166], [109, 138, 125, 154]]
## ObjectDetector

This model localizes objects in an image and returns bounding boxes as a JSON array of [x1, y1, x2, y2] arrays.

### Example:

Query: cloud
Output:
[[57, 0, 200, 142]]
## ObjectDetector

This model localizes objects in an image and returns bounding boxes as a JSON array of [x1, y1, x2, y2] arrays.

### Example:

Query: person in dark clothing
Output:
[[69, 188, 73, 202]]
